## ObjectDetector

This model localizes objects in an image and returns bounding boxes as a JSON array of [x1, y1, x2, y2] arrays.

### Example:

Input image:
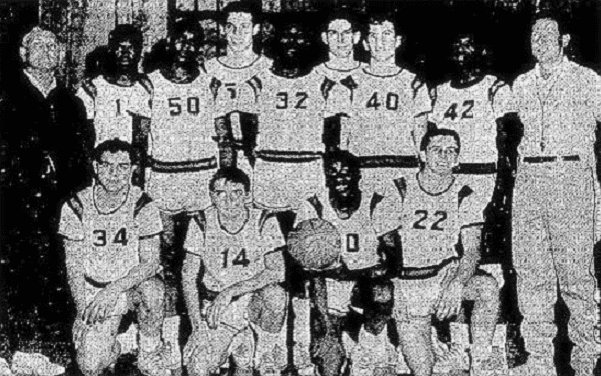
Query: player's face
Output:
[[113, 40, 139, 68], [170, 31, 200, 64], [531, 19, 562, 64], [323, 19, 357, 58], [26, 35, 59, 71], [450, 36, 477, 71], [423, 135, 459, 174], [94, 151, 132, 193], [365, 21, 399, 62], [211, 179, 249, 213], [224, 12, 256, 53], [278, 24, 310, 61]]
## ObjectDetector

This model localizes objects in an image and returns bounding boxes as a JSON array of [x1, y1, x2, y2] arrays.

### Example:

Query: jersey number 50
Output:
[[168, 97, 201, 116]]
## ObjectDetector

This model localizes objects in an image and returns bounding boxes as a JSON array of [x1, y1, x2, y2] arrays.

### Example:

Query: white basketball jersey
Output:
[[184, 206, 285, 292], [205, 55, 272, 116], [148, 71, 217, 162], [76, 76, 152, 145], [58, 186, 162, 283], [298, 193, 384, 271], [392, 173, 484, 268], [258, 70, 326, 152], [430, 76, 512, 164], [314, 62, 362, 117], [345, 68, 432, 156]]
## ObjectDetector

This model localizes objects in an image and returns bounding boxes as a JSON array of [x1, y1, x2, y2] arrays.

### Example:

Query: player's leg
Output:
[[187, 323, 236, 376], [512, 164, 557, 375], [550, 164, 596, 376], [462, 273, 500, 366], [393, 278, 440, 376], [75, 316, 122, 376], [395, 317, 433, 376], [131, 277, 171, 375]]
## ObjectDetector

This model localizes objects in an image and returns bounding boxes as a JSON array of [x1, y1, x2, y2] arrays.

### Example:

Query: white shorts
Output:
[[147, 167, 216, 213], [253, 156, 324, 209]]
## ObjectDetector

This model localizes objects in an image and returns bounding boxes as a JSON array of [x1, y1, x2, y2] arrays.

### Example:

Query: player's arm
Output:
[[58, 200, 87, 316], [64, 239, 87, 316], [108, 235, 162, 294]]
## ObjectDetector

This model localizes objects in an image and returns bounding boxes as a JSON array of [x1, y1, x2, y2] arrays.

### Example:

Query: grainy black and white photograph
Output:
[[1, 0, 600, 375]]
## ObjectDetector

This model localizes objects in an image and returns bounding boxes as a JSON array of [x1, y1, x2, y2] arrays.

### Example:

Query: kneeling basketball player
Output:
[[378, 128, 500, 376], [182, 167, 288, 376]]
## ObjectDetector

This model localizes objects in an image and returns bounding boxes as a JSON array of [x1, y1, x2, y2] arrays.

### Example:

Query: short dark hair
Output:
[[420, 127, 461, 153], [323, 8, 359, 32], [209, 167, 251, 193], [169, 18, 205, 45], [108, 24, 144, 52], [364, 12, 399, 36], [94, 139, 133, 162], [531, 10, 569, 35], [220, 1, 260, 25]]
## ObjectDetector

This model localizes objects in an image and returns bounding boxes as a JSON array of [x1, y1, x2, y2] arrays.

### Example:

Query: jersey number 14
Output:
[[221, 248, 251, 268]]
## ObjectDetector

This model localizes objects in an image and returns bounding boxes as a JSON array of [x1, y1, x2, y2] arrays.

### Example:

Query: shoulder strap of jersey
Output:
[[458, 185, 474, 207], [258, 208, 278, 234], [209, 77, 222, 101], [392, 177, 407, 202], [187, 210, 207, 241], [428, 86, 437, 106], [340, 75, 358, 91], [246, 75, 263, 101], [320, 77, 336, 100], [66, 193, 84, 222], [138, 74, 154, 96], [369, 192, 385, 218], [411, 75, 426, 100], [80, 78, 97, 101], [133, 192, 153, 219], [487, 77, 507, 106], [307, 194, 324, 219]]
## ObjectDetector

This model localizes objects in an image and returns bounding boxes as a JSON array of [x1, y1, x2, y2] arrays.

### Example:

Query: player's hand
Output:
[[205, 289, 234, 329], [435, 279, 463, 320], [72, 319, 87, 350], [83, 285, 121, 324]]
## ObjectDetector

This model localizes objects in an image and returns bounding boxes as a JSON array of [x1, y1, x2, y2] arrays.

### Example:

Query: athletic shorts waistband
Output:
[[454, 162, 497, 175], [256, 150, 323, 163], [150, 156, 218, 173], [395, 256, 459, 280], [522, 155, 580, 164], [358, 155, 419, 169]]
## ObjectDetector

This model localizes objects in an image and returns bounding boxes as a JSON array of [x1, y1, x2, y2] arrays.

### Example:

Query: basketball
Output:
[[287, 218, 341, 271]]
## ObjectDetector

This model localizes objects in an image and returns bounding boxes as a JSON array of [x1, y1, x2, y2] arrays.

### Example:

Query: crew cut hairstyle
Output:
[[420, 127, 461, 153], [94, 138, 134, 162], [219, 1, 261, 25]]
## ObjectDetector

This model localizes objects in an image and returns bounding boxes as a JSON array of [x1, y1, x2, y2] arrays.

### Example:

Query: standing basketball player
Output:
[[205, 1, 272, 169], [146, 20, 217, 323], [76, 24, 152, 147], [343, 12, 431, 194], [253, 19, 327, 211], [314, 10, 362, 151]]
